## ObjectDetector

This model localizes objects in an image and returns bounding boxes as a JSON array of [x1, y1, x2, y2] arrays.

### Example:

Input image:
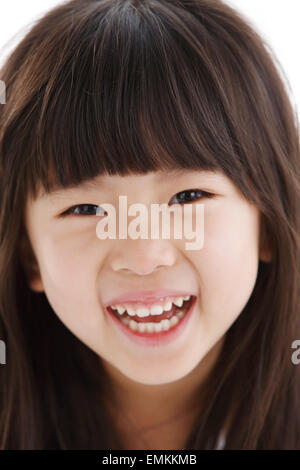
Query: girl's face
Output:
[[23, 169, 270, 385]]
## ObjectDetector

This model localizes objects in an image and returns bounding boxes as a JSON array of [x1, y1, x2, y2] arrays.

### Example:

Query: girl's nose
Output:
[[110, 239, 177, 276]]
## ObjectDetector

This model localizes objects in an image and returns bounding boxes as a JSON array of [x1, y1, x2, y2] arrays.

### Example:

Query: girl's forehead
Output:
[[36, 167, 228, 198]]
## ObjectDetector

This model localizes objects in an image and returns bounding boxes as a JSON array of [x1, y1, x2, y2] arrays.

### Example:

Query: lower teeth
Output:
[[120, 310, 186, 333]]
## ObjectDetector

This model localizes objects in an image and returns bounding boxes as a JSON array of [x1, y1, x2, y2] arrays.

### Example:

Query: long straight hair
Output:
[[0, 0, 299, 449]]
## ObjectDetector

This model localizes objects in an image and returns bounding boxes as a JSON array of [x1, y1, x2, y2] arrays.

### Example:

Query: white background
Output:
[[0, 0, 299, 115]]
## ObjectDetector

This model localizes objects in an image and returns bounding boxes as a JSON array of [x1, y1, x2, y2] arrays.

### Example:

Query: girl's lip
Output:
[[105, 295, 197, 348], [104, 289, 195, 308]]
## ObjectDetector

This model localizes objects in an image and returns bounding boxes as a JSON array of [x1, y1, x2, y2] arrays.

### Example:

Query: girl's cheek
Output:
[[194, 203, 260, 316], [190, 201, 259, 279], [36, 228, 104, 288], [202, 199, 259, 257]]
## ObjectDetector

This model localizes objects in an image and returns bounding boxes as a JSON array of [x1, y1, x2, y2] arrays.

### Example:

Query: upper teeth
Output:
[[110, 295, 191, 317]]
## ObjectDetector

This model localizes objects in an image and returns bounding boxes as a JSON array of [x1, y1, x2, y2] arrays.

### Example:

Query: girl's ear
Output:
[[259, 216, 273, 263], [19, 232, 44, 293]]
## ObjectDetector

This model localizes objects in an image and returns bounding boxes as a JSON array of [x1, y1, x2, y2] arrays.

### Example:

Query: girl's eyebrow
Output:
[[39, 168, 220, 199]]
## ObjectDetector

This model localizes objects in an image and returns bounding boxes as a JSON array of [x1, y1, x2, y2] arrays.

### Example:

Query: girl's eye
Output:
[[60, 190, 214, 217], [169, 189, 214, 205], [60, 204, 107, 217]]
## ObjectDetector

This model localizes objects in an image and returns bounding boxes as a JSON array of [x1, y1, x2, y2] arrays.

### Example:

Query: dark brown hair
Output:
[[0, 0, 299, 449]]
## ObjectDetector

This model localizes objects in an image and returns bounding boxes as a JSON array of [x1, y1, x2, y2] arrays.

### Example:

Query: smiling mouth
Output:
[[106, 296, 195, 334]]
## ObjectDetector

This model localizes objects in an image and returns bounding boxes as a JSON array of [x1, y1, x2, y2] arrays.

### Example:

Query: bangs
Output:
[[7, 0, 248, 201]]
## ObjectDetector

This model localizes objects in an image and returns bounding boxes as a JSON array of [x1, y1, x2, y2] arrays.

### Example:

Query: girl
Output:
[[0, 0, 299, 450]]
